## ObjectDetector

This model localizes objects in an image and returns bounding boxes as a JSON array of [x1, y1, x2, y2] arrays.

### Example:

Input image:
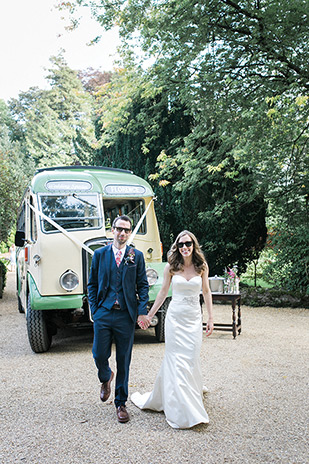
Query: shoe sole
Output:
[[117, 416, 129, 423]]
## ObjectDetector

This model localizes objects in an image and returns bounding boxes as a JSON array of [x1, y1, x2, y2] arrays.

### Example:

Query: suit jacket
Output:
[[87, 244, 149, 322]]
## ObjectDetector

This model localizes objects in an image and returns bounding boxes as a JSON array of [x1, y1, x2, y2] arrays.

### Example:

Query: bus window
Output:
[[17, 202, 26, 233], [30, 197, 37, 242], [39, 193, 102, 232], [103, 199, 146, 234]]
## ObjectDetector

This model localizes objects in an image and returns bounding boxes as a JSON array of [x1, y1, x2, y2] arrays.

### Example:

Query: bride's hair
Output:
[[168, 230, 207, 275]]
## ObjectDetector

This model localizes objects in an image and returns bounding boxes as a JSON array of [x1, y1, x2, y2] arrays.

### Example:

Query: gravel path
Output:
[[0, 271, 308, 464]]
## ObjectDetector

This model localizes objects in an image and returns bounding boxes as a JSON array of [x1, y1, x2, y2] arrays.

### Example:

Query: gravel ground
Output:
[[0, 271, 308, 464]]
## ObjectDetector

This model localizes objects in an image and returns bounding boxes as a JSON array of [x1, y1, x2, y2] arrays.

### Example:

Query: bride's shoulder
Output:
[[201, 264, 209, 280], [164, 263, 172, 274], [163, 263, 173, 279]]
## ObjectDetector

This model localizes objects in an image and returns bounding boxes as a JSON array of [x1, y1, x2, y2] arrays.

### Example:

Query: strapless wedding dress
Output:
[[131, 275, 209, 429]]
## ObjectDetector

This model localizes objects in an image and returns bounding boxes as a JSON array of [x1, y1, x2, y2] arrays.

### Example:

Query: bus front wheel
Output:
[[155, 297, 171, 342], [27, 295, 52, 353]]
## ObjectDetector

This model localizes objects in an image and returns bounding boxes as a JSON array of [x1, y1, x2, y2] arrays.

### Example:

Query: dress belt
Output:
[[172, 296, 200, 305]]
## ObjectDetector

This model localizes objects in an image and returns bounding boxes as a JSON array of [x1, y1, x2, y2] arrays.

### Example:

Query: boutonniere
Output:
[[124, 247, 135, 265]]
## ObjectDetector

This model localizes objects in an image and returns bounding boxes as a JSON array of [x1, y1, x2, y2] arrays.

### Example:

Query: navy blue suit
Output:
[[88, 244, 149, 407]]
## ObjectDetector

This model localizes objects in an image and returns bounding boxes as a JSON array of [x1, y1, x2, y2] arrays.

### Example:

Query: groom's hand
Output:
[[137, 315, 150, 330]]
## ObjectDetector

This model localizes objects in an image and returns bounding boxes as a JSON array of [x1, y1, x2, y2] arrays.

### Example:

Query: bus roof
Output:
[[31, 166, 154, 197]]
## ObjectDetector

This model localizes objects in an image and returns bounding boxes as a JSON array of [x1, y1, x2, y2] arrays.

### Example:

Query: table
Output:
[[202, 293, 241, 339]]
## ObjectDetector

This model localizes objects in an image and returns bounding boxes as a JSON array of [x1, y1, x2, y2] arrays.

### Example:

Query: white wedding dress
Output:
[[131, 275, 209, 429]]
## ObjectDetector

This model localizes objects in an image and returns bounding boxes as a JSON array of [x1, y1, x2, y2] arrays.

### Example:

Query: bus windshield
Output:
[[103, 199, 146, 234], [39, 194, 102, 232]]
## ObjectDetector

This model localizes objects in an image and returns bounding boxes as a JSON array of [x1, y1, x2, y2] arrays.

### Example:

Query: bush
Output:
[[263, 225, 309, 295], [240, 248, 275, 288], [240, 284, 309, 308], [0, 258, 8, 298]]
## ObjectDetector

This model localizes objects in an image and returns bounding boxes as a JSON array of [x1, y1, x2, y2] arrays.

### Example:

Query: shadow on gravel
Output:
[[133, 328, 160, 345], [48, 327, 94, 353], [47, 325, 159, 353]]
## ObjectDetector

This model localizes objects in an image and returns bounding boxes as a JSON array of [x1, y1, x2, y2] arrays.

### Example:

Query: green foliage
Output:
[[0, 150, 31, 243], [4, 0, 309, 294], [0, 243, 8, 254], [153, 147, 267, 274], [0, 100, 33, 243], [240, 285, 309, 308], [73, 0, 308, 293], [0, 258, 8, 297], [264, 225, 309, 294], [240, 248, 275, 288], [71, 1, 309, 91], [92, 68, 267, 273], [9, 55, 96, 168], [93, 67, 169, 159]]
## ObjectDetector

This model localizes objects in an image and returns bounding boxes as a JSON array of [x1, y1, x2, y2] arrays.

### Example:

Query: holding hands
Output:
[[137, 314, 152, 330]]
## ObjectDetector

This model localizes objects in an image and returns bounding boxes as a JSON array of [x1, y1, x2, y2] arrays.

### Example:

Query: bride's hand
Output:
[[205, 320, 214, 337], [137, 315, 150, 330]]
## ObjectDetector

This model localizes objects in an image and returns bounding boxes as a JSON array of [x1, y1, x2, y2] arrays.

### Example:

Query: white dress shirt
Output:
[[112, 245, 125, 264]]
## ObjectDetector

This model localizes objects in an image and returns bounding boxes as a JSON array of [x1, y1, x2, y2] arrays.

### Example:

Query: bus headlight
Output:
[[146, 268, 158, 286], [149, 315, 158, 326], [59, 270, 79, 292]]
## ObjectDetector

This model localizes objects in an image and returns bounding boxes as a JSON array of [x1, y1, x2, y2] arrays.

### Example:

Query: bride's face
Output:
[[177, 234, 194, 258]]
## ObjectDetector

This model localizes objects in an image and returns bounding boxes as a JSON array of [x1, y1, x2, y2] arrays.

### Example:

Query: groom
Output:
[[88, 215, 149, 423]]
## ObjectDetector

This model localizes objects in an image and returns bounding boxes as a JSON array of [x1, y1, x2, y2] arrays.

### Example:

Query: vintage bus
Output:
[[15, 166, 171, 352]]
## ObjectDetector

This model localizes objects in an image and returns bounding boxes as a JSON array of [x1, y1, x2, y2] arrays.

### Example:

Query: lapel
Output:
[[122, 245, 130, 279], [104, 244, 113, 283]]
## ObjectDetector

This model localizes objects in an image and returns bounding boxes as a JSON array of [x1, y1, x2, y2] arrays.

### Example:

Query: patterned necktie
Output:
[[115, 250, 122, 267]]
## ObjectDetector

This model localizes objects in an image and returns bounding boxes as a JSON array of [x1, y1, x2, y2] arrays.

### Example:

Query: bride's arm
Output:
[[201, 265, 214, 337], [147, 263, 172, 320]]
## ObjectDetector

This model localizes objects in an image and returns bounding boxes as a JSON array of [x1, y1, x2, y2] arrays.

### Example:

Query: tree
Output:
[[0, 100, 33, 243], [78, 68, 113, 94], [9, 55, 96, 167], [92, 67, 190, 175], [92, 67, 194, 252], [150, 126, 267, 274], [68, 1, 308, 89], [2, 57, 100, 243], [92, 67, 267, 272], [70, 0, 308, 290]]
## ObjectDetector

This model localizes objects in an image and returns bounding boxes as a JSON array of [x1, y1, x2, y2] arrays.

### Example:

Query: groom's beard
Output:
[[114, 236, 128, 248]]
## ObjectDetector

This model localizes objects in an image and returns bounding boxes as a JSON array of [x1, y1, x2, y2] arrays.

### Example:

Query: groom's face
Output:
[[112, 219, 132, 248]]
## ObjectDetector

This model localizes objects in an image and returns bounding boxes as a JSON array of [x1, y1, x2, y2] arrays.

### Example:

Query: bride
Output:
[[132, 230, 214, 429]]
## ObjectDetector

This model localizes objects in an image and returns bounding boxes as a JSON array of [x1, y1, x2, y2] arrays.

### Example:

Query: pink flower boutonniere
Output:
[[124, 247, 135, 265]]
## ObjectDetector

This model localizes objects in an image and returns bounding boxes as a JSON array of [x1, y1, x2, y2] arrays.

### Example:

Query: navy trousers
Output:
[[92, 307, 135, 407]]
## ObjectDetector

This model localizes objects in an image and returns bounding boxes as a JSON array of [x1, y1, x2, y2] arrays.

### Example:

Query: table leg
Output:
[[232, 299, 236, 339], [237, 298, 242, 334]]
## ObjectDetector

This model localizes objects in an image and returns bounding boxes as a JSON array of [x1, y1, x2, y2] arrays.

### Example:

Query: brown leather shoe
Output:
[[100, 371, 114, 402], [116, 405, 130, 423]]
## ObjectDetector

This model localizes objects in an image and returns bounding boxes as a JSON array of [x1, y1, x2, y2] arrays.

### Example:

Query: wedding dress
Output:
[[131, 275, 209, 429]]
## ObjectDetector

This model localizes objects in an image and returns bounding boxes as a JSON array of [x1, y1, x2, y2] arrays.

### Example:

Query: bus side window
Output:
[[30, 197, 37, 241], [17, 202, 26, 233]]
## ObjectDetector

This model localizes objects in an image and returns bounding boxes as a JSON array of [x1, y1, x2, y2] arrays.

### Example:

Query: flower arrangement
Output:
[[224, 265, 239, 293], [124, 248, 135, 265]]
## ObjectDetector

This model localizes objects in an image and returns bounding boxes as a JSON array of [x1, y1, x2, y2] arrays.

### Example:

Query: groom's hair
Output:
[[112, 215, 132, 229]]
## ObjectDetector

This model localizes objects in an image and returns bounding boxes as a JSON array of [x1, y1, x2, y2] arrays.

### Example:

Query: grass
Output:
[[240, 276, 274, 289]]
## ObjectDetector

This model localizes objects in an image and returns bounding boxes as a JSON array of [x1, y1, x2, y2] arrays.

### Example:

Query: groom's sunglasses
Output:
[[177, 241, 193, 249], [115, 226, 132, 234]]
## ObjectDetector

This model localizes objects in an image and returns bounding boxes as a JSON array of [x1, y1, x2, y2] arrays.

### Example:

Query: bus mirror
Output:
[[15, 230, 26, 247]]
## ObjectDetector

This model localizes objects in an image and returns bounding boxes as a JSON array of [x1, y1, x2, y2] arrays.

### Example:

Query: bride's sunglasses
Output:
[[177, 241, 193, 249]]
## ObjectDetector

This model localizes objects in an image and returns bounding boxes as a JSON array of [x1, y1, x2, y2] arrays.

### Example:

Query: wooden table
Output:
[[202, 293, 241, 339]]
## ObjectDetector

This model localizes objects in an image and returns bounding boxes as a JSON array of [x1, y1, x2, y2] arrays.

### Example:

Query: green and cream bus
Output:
[[15, 166, 170, 352]]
